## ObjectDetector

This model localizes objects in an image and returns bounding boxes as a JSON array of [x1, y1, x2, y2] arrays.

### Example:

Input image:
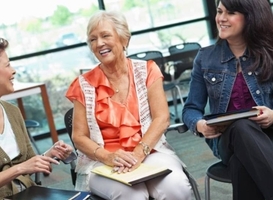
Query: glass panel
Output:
[[8, 21, 209, 135], [128, 20, 210, 56], [2, 0, 211, 135], [104, 0, 206, 31], [0, 0, 99, 57], [9, 46, 97, 135]]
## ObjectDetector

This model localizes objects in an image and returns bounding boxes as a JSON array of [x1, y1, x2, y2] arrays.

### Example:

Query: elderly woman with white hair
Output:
[[66, 10, 191, 200]]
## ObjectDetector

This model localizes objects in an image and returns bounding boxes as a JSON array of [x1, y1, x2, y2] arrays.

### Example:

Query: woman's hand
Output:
[[112, 143, 149, 173], [196, 119, 222, 138], [18, 155, 59, 175], [106, 149, 138, 174], [250, 106, 273, 128], [44, 140, 73, 161]]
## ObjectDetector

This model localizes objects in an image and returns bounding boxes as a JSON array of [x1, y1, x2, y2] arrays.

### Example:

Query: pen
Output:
[[111, 166, 120, 174], [68, 192, 81, 200], [82, 194, 91, 200]]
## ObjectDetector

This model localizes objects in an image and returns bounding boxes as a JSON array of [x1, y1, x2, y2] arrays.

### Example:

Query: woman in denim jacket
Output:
[[183, 0, 273, 199]]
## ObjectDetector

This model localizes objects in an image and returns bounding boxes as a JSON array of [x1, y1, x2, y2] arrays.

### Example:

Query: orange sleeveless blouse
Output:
[[66, 59, 163, 152]]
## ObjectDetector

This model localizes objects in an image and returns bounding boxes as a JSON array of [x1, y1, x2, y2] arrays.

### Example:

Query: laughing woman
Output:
[[66, 11, 191, 200], [0, 38, 73, 198]]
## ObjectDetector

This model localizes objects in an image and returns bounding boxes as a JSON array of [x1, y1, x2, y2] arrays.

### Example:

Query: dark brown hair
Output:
[[0, 38, 8, 51], [217, 0, 273, 82]]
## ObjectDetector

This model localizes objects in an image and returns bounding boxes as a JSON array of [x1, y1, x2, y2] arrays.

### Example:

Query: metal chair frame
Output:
[[25, 119, 41, 154], [128, 50, 184, 123], [205, 161, 231, 200], [167, 42, 201, 103]]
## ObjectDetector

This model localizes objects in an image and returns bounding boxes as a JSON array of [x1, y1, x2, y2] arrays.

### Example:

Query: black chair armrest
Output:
[[34, 172, 42, 185], [165, 123, 188, 134]]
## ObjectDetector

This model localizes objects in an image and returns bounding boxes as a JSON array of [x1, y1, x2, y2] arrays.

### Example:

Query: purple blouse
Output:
[[227, 72, 256, 112]]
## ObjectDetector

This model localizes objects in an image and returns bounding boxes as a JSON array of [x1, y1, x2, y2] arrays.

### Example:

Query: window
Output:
[[0, 0, 99, 57], [2, 0, 213, 136], [128, 21, 210, 56], [9, 46, 97, 135], [105, 0, 205, 31]]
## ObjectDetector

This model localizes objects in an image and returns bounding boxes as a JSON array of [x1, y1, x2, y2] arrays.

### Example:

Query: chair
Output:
[[25, 119, 41, 154], [168, 42, 201, 102], [165, 123, 201, 200], [205, 161, 231, 200], [25, 119, 77, 181], [64, 108, 201, 200], [64, 108, 117, 200], [64, 108, 77, 186], [128, 51, 184, 123], [168, 42, 201, 54], [33, 172, 42, 186]]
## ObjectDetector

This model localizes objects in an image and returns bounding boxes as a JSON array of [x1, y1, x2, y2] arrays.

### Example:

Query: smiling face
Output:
[[216, 2, 245, 43], [0, 50, 16, 97], [88, 20, 125, 66]]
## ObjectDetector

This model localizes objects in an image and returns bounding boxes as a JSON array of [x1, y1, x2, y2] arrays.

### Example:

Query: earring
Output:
[[123, 46, 128, 55]]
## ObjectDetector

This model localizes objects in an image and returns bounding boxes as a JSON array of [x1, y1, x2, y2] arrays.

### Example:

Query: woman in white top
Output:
[[0, 37, 74, 198]]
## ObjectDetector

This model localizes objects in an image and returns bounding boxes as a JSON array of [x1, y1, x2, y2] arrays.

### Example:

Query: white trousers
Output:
[[83, 152, 191, 200]]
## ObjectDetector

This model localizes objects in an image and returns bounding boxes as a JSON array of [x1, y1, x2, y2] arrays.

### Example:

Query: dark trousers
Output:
[[218, 119, 273, 200]]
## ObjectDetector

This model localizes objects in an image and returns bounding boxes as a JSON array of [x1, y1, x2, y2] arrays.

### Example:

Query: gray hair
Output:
[[86, 10, 131, 49]]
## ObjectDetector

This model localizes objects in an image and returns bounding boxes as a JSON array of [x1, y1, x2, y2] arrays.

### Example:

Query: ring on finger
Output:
[[114, 157, 120, 162]]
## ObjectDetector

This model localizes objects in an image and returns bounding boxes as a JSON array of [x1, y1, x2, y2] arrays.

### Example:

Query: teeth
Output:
[[220, 25, 229, 29], [100, 49, 110, 54]]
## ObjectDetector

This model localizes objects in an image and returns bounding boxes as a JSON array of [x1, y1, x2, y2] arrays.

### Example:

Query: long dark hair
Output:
[[217, 0, 273, 82]]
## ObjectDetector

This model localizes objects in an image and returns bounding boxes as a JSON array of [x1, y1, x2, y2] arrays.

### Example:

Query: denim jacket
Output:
[[182, 40, 273, 158]]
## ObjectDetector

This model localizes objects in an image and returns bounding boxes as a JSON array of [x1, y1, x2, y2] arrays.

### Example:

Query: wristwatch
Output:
[[193, 128, 204, 137], [139, 141, 151, 156]]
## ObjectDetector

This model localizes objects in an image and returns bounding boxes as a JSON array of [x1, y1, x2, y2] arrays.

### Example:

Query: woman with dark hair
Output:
[[0, 38, 74, 198], [182, 0, 273, 199]]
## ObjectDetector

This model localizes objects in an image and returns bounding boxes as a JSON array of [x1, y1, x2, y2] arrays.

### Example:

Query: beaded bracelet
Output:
[[93, 146, 102, 161]]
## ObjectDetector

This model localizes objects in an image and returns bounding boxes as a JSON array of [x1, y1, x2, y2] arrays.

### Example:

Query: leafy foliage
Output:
[[50, 5, 72, 26], [79, 5, 98, 17], [19, 18, 43, 33]]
